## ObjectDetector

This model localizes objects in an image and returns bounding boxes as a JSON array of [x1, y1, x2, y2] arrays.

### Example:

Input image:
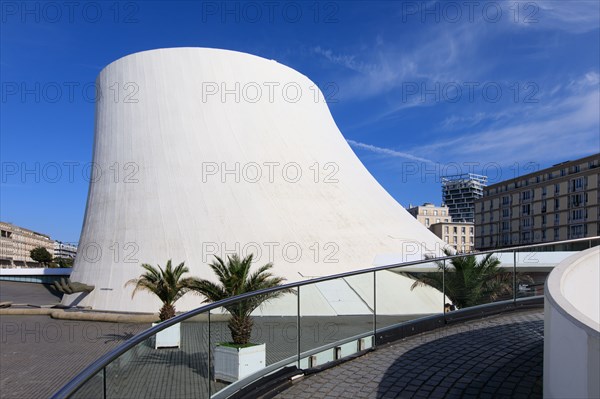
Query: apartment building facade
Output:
[[442, 174, 487, 223], [54, 241, 78, 259], [474, 154, 600, 250], [407, 203, 451, 228], [430, 222, 475, 253], [0, 221, 55, 267]]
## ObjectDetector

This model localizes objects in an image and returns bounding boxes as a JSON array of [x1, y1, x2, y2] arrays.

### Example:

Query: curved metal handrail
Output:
[[51, 236, 599, 398]]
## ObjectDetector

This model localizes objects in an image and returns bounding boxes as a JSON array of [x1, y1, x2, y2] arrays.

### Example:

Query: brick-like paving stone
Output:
[[275, 310, 544, 399], [0, 315, 149, 399]]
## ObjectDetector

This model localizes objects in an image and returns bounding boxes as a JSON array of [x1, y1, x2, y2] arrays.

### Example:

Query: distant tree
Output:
[[30, 247, 53, 267], [404, 249, 532, 309], [54, 257, 74, 268]]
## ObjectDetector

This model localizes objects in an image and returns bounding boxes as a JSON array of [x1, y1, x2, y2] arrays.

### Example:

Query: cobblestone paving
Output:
[[275, 310, 544, 399]]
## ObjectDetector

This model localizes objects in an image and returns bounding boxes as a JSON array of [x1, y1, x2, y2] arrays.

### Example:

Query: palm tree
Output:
[[187, 254, 289, 346], [405, 250, 531, 309], [126, 260, 191, 321]]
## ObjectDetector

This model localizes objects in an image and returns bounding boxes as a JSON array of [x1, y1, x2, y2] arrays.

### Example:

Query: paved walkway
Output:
[[0, 315, 149, 399], [0, 281, 62, 306], [275, 310, 544, 399]]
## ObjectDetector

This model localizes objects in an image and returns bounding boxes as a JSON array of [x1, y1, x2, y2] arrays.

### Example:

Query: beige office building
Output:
[[407, 203, 451, 228], [474, 154, 600, 250], [430, 222, 475, 253], [0, 222, 55, 267]]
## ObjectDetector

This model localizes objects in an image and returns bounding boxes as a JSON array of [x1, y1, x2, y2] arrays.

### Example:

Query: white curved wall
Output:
[[544, 247, 600, 399], [63, 48, 447, 314]]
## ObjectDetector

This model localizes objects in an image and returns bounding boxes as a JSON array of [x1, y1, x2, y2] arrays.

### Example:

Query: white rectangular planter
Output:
[[214, 343, 266, 383], [152, 322, 180, 349]]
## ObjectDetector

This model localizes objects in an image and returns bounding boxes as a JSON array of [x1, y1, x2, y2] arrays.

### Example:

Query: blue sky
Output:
[[1, 0, 599, 242]]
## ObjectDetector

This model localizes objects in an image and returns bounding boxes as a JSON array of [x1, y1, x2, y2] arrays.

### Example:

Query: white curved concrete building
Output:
[[544, 247, 600, 399], [63, 48, 447, 314]]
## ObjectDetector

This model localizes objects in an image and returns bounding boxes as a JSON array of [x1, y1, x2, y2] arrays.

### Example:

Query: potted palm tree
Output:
[[405, 250, 532, 308], [126, 260, 191, 348], [187, 254, 289, 382]]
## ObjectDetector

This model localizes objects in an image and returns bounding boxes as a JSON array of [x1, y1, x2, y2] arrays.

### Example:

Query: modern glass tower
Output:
[[442, 173, 488, 223]]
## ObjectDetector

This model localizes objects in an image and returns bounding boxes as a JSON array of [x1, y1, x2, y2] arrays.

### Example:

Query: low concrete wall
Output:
[[0, 267, 71, 284], [544, 247, 600, 399]]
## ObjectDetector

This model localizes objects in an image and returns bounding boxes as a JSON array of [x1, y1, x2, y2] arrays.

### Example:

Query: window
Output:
[[542, 186, 547, 196], [571, 178, 584, 192], [554, 198, 560, 210], [555, 213, 560, 225], [542, 229, 546, 240], [571, 193, 584, 207], [522, 217, 532, 228], [522, 190, 532, 201], [555, 183, 560, 194], [461, 236, 466, 244], [444, 236, 449, 243], [453, 227, 458, 234], [502, 221, 510, 231], [425, 218, 430, 227], [445, 226, 449, 234], [453, 236, 458, 244], [554, 228, 560, 240], [570, 225, 584, 238], [522, 204, 531, 215], [434, 210, 438, 216], [423, 210, 427, 215], [572, 209, 584, 221], [502, 208, 510, 218], [521, 232, 531, 242], [445, 218, 449, 222], [542, 215, 547, 225], [470, 227, 473, 234], [442, 211, 446, 216], [461, 227, 466, 234], [436, 218, 440, 223]]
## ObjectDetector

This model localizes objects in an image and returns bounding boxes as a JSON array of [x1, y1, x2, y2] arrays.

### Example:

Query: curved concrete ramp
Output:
[[64, 48, 446, 313]]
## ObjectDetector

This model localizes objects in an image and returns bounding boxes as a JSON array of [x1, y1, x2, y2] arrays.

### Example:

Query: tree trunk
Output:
[[159, 303, 176, 321], [228, 315, 253, 345]]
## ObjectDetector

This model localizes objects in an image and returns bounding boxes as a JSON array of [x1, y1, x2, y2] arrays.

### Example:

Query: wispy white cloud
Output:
[[531, 1, 600, 33], [409, 73, 600, 165], [347, 139, 436, 165]]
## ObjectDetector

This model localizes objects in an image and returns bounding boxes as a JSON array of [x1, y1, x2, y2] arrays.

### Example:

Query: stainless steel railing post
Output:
[[442, 259, 446, 314], [373, 271, 377, 347], [208, 312, 211, 397], [513, 251, 517, 305], [297, 286, 301, 368], [102, 367, 106, 399]]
